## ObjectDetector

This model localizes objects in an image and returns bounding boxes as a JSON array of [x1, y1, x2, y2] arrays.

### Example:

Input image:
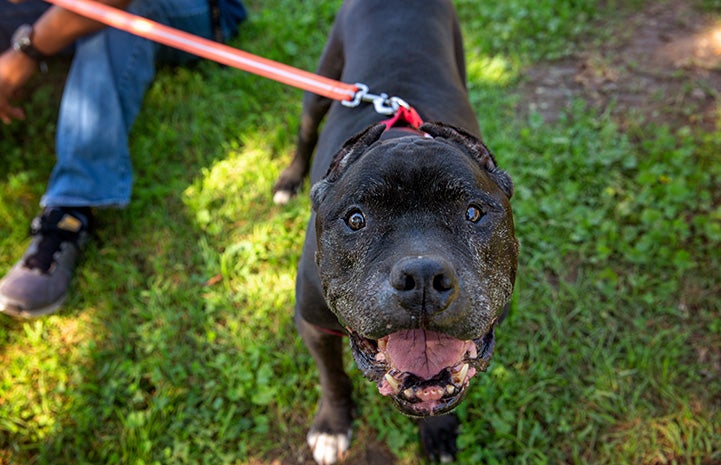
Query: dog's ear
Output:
[[311, 123, 386, 209], [420, 121, 514, 198]]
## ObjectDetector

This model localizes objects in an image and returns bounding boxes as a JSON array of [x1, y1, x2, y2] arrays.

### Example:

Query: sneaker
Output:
[[0, 207, 92, 318]]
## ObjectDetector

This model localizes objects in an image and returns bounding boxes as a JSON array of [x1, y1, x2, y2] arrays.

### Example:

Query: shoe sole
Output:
[[0, 294, 67, 319]]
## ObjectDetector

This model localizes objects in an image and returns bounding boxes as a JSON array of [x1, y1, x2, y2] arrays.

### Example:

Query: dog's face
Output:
[[311, 122, 518, 417]]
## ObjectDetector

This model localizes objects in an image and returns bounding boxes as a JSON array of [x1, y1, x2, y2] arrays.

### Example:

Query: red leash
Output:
[[42, 0, 358, 102], [42, 0, 424, 119]]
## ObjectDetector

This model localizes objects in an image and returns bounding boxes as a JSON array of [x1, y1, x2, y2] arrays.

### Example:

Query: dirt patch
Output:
[[519, 0, 721, 129]]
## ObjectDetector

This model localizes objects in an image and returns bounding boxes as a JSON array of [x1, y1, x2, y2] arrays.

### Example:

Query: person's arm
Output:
[[31, 1, 132, 56], [0, 0, 132, 124]]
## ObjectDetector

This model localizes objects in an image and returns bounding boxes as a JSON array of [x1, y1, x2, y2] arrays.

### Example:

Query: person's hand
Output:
[[0, 49, 37, 124]]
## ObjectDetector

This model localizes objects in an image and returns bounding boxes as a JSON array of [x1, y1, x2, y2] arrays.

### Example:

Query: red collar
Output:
[[379, 104, 424, 131]]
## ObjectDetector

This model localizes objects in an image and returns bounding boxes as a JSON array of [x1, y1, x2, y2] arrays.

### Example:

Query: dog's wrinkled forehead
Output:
[[311, 121, 514, 210], [352, 138, 481, 197], [325, 123, 491, 177]]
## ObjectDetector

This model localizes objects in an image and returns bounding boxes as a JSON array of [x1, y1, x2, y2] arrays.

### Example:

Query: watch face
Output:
[[11, 24, 45, 60], [12, 24, 33, 51]]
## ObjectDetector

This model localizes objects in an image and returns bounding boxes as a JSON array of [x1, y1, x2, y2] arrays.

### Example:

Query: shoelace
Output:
[[23, 209, 90, 274]]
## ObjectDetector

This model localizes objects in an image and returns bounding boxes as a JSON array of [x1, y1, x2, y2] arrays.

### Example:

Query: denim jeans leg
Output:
[[41, 0, 213, 208], [42, 29, 140, 208]]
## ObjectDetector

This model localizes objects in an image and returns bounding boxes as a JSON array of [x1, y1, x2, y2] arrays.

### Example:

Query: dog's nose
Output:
[[390, 256, 458, 316]]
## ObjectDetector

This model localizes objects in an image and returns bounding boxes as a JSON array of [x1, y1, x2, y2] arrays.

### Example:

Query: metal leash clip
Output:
[[342, 82, 411, 116]]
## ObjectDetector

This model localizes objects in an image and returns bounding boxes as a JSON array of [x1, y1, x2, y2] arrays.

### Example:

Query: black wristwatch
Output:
[[11, 24, 49, 61]]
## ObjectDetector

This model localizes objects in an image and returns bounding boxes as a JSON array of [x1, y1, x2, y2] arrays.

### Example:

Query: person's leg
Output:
[[42, 0, 214, 208], [0, 0, 215, 317], [0, 0, 50, 51]]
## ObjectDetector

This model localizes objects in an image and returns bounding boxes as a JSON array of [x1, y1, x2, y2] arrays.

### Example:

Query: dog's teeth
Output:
[[452, 363, 470, 385], [445, 385, 456, 396], [375, 352, 386, 362], [377, 338, 387, 351], [403, 388, 416, 399], [384, 373, 401, 393]]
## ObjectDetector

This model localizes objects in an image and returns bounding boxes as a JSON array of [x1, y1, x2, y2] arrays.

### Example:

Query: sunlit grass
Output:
[[465, 52, 517, 86]]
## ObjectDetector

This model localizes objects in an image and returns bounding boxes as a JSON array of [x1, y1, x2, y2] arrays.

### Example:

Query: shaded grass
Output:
[[1, 0, 720, 464]]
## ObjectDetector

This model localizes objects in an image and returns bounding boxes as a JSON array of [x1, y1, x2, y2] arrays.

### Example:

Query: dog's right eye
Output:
[[345, 209, 366, 231], [465, 204, 486, 223]]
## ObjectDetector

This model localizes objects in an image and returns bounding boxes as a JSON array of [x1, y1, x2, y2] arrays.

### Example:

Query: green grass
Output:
[[2, 0, 720, 464]]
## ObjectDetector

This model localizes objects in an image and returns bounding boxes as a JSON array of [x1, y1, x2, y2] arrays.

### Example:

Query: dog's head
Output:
[[310, 121, 519, 417]]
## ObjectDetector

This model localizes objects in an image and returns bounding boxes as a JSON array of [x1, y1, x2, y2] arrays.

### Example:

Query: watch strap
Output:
[[12, 24, 50, 61]]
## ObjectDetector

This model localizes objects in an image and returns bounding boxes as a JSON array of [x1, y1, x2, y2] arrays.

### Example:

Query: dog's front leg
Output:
[[272, 91, 330, 205], [419, 414, 460, 463], [296, 312, 354, 465], [272, 19, 344, 206]]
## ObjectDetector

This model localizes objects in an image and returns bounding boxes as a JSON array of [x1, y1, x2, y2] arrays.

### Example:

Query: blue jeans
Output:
[[41, 0, 242, 208]]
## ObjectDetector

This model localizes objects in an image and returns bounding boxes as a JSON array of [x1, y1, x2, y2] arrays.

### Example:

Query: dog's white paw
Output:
[[272, 189, 293, 205], [307, 429, 352, 465]]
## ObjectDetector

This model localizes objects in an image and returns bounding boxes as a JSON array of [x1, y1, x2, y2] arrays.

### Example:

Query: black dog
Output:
[[274, 0, 519, 463]]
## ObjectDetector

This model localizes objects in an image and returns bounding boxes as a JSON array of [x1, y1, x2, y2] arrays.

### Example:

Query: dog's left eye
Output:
[[465, 204, 486, 223], [345, 209, 366, 231]]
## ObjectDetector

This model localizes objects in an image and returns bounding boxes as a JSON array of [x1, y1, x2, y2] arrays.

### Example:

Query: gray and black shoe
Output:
[[0, 207, 92, 318]]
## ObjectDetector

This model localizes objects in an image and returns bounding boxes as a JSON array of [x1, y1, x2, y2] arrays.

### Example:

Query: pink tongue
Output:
[[384, 329, 466, 378]]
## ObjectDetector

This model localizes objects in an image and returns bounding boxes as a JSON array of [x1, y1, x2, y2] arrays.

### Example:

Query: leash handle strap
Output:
[[42, 0, 359, 102]]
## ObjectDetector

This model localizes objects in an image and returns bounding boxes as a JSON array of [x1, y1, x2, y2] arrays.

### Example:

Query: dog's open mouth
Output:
[[348, 326, 496, 417]]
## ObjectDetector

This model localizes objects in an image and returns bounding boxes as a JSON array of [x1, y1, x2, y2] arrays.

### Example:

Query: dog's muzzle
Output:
[[348, 325, 496, 417]]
